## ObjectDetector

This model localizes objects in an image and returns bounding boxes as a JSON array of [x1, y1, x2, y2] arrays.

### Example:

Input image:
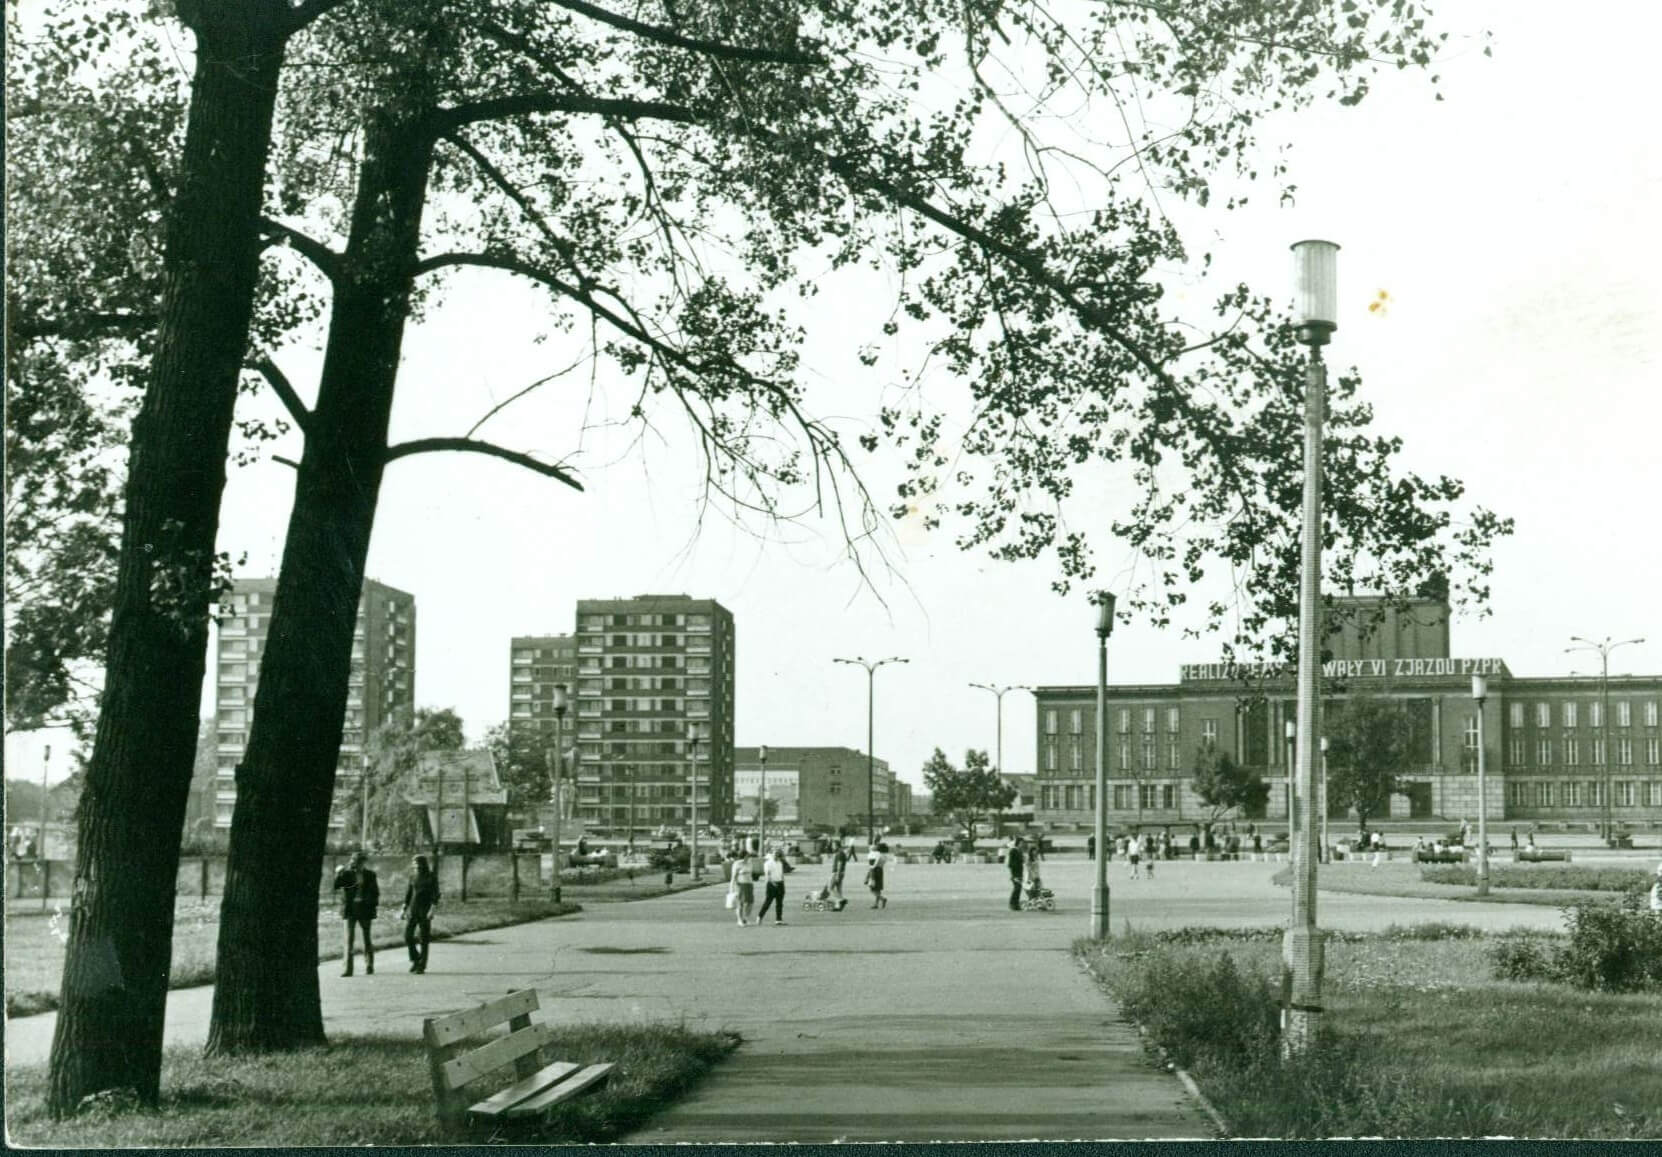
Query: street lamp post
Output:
[[834, 656, 909, 848], [969, 682, 1032, 839], [1092, 594, 1116, 940], [1471, 674, 1489, 896], [1566, 636, 1644, 842], [1284, 718, 1297, 845], [757, 744, 768, 854], [1284, 238, 1337, 1055], [689, 721, 703, 879], [40, 744, 52, 911], [1319, 736, 1329, 865], [550, 684, 567, 903]]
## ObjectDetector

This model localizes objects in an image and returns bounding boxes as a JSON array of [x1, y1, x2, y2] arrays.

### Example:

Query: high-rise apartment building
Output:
[[194, 577, 416, 831], [508, 635, 579, 738], [573, 595, 735, 839]]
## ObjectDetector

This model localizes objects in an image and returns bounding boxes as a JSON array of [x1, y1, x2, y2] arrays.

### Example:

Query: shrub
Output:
[[1555, 899, 1662, 993], [1095, 940, 1280, 1071], [1488, 933, 1557, 983], [1420, 865, 1650, 893]]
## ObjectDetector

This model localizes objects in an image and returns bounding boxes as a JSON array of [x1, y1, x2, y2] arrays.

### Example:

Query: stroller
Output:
[[1020, 880, 1055, 911], [802, 885, 849, 912]]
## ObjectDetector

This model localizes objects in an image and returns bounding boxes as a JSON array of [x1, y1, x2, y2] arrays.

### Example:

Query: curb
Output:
[[1174, 1067, 1230, 1137]]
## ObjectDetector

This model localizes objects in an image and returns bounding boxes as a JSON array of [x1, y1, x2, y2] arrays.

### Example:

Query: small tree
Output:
[[922, 748, 1017, 839], [357, 708, 466, 851], [483, 723, 553, 813], [1325, 695, 1415, 829], [1191, 742, 1269, 827]]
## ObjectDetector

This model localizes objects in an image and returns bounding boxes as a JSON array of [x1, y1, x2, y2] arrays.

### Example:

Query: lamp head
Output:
[[552, 684, 568, 717], [1290, 239, 1340, 347], [1284, 719, 1297, 741], [1095, 592, 1116, 640], [1471, 674, 1487, 704], [758, 744, 768, 763]]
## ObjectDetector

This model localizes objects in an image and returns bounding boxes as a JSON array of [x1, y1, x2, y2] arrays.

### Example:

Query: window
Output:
[[1649, 738, 1661, 766], [1168, 740, 1181, 770], [1045, 710, 1058, 735], [1563, 701, 1578, 728], [1618, 737, 1633, 766], [1535, 703, 1550, 728], [1646, 700, 1659, 728], [1536, 738, 1552, 767], [1161, 784, 1175, 808], [1142, 707, 1156, 732], [1138, 784, 1157, 810], [1118, 740, 1131, 771], [1069, 742, 1082, 771], [1070, 709, 1083, 734], [1113, 785, 1133, 809], [1117, 709, 1130, 734], [1509, 735, 1526, 765], [1616, 701, 1631, 728], [1592, 738, 1606, 766], [1166, 707, 1180, 733], [1202, 719, 1218, 744], [1590, 701, 1603, 728], [1564, 736, 1580, 766], [1509, 702, 1524, 728], [1534, 781, 1554, 807], [1507, 781, 1526, 807], [1564, 780, 1582, 806], [1588, 780, 1606, 807], [1650, 781, 1662, 806], [1462, 716, 1479, 765], [1141, 739, 1155, 771], [1044, 743, 1056, 771], [1615, 781, 1636, 807]]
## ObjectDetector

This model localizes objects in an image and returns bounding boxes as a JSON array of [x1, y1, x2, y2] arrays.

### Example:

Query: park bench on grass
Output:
[[1415, 850, 1468, 864], [1514, 848, 1572, 863], [424, 989, 611, 1131]]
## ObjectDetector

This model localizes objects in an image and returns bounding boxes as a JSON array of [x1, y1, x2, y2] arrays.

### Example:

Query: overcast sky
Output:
[[9, 1, 1659, 790]]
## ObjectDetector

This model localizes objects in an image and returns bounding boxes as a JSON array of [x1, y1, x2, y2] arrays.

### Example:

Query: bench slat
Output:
[[503, 1063, 614, 1118], [441, 1022, 554, 1089], [467, 1060, 580, 1119], [425, 989, 540, 1049]]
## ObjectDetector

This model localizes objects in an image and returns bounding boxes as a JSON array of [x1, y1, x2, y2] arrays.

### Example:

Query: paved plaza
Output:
[[4, 858, 1567, 1141]]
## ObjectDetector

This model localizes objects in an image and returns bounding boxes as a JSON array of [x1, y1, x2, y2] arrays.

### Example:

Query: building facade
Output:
[[732, 745, 893, 834], [1034, 597, 1662, 829], [194, 577, 416, 832], [508, 634, 579, 742], [572, 595, 736, 839]]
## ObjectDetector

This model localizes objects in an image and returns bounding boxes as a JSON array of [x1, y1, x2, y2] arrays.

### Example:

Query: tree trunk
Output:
[[46, 2, 291, 1116], [206, 114, 435, 1054]]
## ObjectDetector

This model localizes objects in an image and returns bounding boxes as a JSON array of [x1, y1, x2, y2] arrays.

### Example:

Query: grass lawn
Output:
[[4, 875, 715, 1018], [4, 1022, 740, 1145], [1077, 927, 1662, 1138], [1273, 860, 1623, 907]]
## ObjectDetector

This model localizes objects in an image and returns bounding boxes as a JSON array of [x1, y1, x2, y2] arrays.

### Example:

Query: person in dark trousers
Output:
[[829, 843, 850, 908], [1007, 839, 1026, 910], [758, 848, 788, 924], [333, 851, 380, 977], [400, 854, 440, 973]]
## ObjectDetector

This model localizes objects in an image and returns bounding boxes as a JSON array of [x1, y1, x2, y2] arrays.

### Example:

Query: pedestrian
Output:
[[1526, 831, 1536, 850], [1025, 837, 1045, 893], [1086, 833, 1095, 861], [758, 847, 788, 925], [333, 850, 380, 977], [830, 842, 850, 908], [400, 854, 440, 974], [866, 842, 889, 908], [1188, 830, 1200, 859], [1128, 833, 1142, 880], [729, 849, 757, 926], [1510, 827, 1519, 851], [1143, 835, 1156, 880], [1006, 838, 1025, 911]]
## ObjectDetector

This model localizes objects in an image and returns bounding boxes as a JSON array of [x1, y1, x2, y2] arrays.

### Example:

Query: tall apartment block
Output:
[[196, 577, 416, 830], [508, 635, 580, 738], [573, 595, 735, 838]]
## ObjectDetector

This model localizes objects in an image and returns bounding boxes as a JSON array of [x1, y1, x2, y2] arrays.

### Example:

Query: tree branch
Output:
[[7, 311, 156, 342], [486, 6, 822, 67], [243, 356, 311, 433], [259, 217, 342, 282], [286, 0, 352, 34], [431, 93, 697, 136], [382, 437, 584, 491]]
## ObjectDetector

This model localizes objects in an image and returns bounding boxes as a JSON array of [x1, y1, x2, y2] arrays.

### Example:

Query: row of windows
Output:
[[1506, 780, 1662, 808], [1506, 736, 1660, 767], [1511, 700, 1658, 729], [1042, 738, 1186, 772], [580, 613, 715, 629], [1044, 707, 1186, 735], [1039, 783, 1184, 811]]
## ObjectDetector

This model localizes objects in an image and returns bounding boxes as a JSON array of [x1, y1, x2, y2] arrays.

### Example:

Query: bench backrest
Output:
[[424, 989, 552, 1125]]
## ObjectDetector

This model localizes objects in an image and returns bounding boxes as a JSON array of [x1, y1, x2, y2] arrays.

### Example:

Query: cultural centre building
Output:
[[1032, 597, 1661, 829]]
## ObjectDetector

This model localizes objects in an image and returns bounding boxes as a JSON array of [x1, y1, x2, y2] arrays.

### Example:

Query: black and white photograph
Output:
[[5, 0, 1660, 1143]]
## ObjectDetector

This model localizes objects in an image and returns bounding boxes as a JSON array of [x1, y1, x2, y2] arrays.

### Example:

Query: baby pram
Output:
[[802, 885, 849, 912], [1020, 881, 1055, 911]]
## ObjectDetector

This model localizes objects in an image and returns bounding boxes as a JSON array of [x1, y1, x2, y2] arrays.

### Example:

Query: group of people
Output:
[[331, 851, 441, 976], [723, 838, 890, 925], [1004, 836, 1045, 909]]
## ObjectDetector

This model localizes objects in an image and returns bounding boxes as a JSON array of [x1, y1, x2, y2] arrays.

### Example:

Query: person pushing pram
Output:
[[1019, 836, 1055, 911]]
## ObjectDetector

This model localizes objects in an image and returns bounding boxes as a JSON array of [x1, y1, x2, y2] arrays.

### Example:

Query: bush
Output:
[[1486, 897, 1662, 992], [1488, 933, 1557, 983], [1420, 865, 1650, 893], [1096, 939, 1280, 1071]]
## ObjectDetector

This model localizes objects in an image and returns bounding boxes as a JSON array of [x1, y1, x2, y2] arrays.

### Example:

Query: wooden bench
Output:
[[1415, 850, 1467, 864], [423, 989, 611, 1130], [1514, 848, 1571, 863]]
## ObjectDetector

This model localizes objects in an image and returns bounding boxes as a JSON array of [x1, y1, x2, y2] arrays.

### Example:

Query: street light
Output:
[[834, 656, 909, 847], [549, 684, 568, 903], [1092, 593, 1115, 940], [1284, 717, 1297, 841], [969, 682, 1032, 839], [1565, 636, 1645, 842], [40, 744, 51, 911], [1319, 736, 1329, 865], [689, 720, 703, 879], [1284, 238, 1337, 1055], [1471, 674, 1490, 896], [757, 744, 769, 854]]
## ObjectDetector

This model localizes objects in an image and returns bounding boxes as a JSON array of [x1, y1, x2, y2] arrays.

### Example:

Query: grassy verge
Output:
[[4, 1023, 740, 1146], [1076, 926, 1662, 1138], [1420, 864, 1653, 892], [1270, 861, 1622, 907]]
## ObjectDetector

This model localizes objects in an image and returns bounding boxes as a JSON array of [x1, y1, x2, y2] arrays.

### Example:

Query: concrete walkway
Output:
[[4, 858, 1566, 1142]]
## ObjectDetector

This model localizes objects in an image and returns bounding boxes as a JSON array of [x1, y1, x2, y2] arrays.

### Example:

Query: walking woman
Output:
[[400, 854, 440, 973], [730, 848, 757, 926], [866, 842, 888, 908]]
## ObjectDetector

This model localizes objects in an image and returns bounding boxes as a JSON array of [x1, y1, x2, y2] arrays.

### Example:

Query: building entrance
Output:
[[1404, 782, 1432, 819]]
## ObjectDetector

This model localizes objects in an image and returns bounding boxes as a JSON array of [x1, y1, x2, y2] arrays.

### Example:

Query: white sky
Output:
[[10, 1, 1660, 790]]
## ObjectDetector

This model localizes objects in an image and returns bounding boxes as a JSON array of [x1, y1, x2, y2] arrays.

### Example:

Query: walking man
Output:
[[1006, 838, 1025, 910], [333, 851, 380, 977], [758, 847, 788, 925], [830, 842, 850, 909], [400, 854, 440, 974]]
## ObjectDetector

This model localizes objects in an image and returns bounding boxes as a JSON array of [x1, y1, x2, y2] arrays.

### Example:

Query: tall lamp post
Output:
[[1566, 635, 1644, 842], [834, 656, 909, 847], [756, 744, 769, 854], [549, 684, 568, 903], [1284, 238, 1338, 1055], [1319, 736, 1329, 865], [1092, 594, 1115, 940], [1284, 718, 1297, 842], [969, 682, 1032, 838], [689, 720, 703, 879], [1471, 674, 1490, 896], [40, 744, 52, 910]]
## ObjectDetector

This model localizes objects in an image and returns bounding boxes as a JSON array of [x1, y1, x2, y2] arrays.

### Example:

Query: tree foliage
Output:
[[1324, 695, 1415, 826], [922, 748, 1016, 835], [1191, 741, 1268, 825], [484, 722, 559, 810], [356, 708, 465, 851]]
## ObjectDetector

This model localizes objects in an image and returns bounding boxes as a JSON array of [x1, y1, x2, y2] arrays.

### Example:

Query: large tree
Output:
[[353, 707, 467, 851], [1325, 695, 1416, 828], [923, 749, 1016, 838], [1191, 741, 1269, 827]]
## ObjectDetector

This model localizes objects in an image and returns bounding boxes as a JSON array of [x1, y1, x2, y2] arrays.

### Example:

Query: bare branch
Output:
[[382, 437, 584, 491], [432, 93, 697, 136], [485, 7, 823, 67], [243, 356, 312, 432]]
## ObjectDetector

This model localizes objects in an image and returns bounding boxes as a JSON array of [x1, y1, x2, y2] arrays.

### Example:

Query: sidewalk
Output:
[[5, 862, 1213, 1141]]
